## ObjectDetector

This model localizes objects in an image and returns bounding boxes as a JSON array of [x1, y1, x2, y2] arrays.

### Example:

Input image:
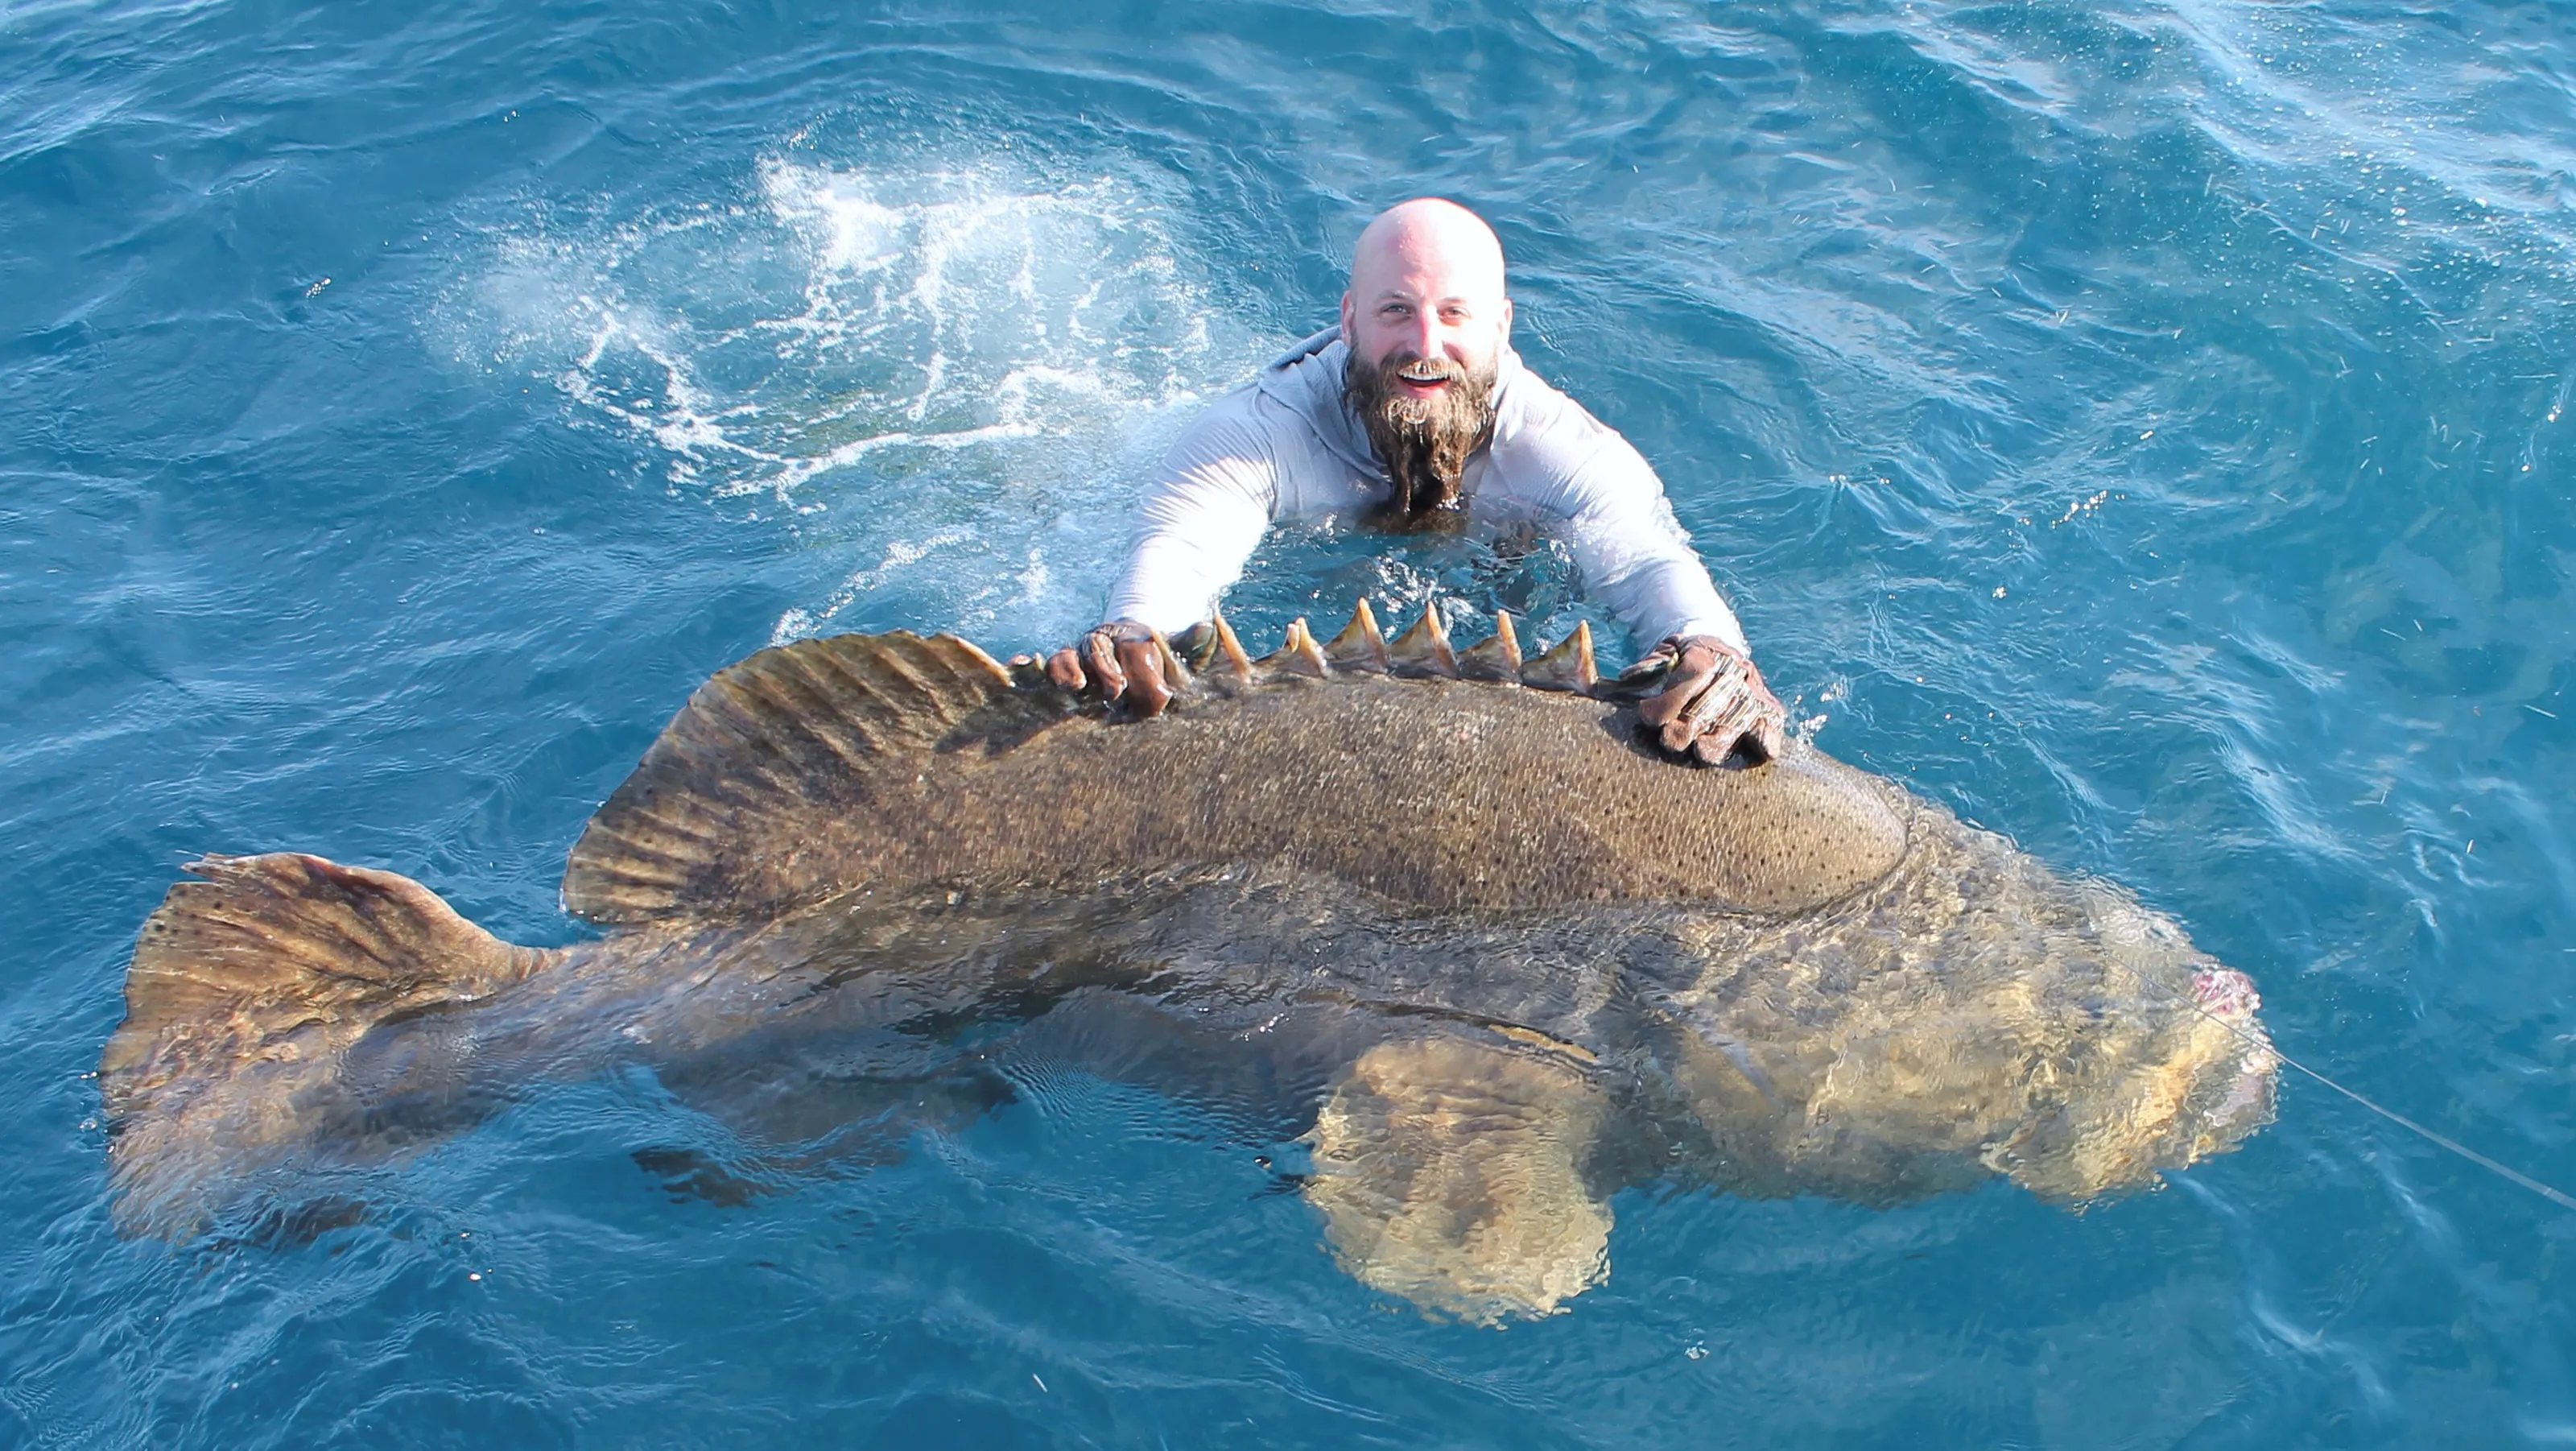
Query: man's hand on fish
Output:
[[1047, 619, 1184, 717], [1630, 635, 1787, 765], [1051, 617, 1781, 765]]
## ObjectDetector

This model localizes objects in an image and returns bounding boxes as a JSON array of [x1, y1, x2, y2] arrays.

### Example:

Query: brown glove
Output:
[[1045, 619, 1185, 717], [1628, 635, 1787, 765]]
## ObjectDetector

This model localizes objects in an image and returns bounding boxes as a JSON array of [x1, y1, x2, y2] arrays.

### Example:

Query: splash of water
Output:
[[458, 153, 1273, 642]]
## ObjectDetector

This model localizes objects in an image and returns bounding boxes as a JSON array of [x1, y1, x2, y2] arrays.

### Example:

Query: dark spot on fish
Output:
[[204, 1194, 372, 1253], [633, 1145, 781, 1208]]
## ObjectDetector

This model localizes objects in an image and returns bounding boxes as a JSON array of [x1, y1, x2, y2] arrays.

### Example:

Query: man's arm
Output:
[[1103, 391, 1282, 635], [1535, 429, 1787, 763], [1538, 430, 1745, 651], [1051, 389, 1282, 714]]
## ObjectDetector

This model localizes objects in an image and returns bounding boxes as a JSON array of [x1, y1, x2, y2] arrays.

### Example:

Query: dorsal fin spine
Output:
[[1459, 611, 1523, 682], [1389, 604, 1459, 678], [1259, 618, 1331, 679], [1205, 610, 1256, 681], [1290, 619, 1329, 677], [1326, 600, 1389, 672], [933, 633, 1011, 680], [1521, 622, 1598, 693]]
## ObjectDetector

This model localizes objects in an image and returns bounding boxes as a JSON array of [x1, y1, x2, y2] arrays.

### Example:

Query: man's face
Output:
[[1338, 242, 1513, 408], [1338, 205, 1514, 527]]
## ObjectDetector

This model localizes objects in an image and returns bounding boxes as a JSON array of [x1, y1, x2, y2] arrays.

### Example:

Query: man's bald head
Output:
[[1340, 199, 1513, 374], [1339, 200, 1513, 530], [1349, 198, 1509, 307]]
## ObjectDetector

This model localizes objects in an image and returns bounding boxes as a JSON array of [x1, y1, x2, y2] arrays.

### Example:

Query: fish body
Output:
[[101, 622, 2274, 1321]]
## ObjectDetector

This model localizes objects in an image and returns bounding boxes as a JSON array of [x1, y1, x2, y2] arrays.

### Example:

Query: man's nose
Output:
[[1398, 311, 1441, 359]]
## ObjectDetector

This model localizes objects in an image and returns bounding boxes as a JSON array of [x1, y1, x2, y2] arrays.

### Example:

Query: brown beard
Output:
[[1344, 348, 1497, 532]]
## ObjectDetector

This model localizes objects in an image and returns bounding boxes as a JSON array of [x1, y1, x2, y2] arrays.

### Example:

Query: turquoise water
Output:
[[6, 0, 2575, 1444]]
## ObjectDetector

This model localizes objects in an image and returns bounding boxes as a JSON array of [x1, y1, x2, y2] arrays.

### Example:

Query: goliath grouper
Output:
[[100, 603, 2277, 1323]]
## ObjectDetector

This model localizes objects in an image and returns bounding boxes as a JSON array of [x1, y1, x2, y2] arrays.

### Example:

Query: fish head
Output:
[[1980, 884, 2281, 1204], [1645, 818, 2277, 1205]]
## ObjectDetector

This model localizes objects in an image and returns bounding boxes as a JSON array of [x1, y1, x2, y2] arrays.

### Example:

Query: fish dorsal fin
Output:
[[561, 631, 1026, 924]]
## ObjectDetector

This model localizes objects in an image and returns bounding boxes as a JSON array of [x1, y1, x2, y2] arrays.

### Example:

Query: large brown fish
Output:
[[100, 608, 2276, 1322]]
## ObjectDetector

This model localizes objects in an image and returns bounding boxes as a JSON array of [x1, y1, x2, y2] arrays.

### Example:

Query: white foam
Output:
[[453, 151, 1272, 643]]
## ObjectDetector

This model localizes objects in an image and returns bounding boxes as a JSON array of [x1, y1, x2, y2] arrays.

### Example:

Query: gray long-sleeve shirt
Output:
[[1104, 328, 1748, 654]]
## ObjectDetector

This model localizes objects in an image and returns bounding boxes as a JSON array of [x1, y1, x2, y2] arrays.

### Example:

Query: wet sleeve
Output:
[[1101, 391, 1282, 635], [1542, 431, 1749, 655]]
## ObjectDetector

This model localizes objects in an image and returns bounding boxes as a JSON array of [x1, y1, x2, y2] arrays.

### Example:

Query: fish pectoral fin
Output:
[[1302, 1033, 1612, 1325]]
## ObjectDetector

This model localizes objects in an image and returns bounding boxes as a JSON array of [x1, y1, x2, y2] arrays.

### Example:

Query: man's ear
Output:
[[1339, 290, 1356, 345], [1500, 296, 1514, 341]]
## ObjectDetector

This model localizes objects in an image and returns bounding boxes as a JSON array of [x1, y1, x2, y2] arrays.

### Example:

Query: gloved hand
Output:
[[1046, 619, 1184, 717], [1628, 634, 1787, 765]]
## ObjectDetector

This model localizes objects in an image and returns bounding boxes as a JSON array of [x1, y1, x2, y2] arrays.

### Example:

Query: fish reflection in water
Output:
[[101, 622, 2274, 1324]]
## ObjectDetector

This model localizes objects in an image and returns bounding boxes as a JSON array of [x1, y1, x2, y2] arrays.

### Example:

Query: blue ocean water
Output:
[[6, 0, 2574, 1444]]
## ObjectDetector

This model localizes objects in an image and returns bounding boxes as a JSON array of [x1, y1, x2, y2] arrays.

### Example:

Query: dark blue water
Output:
[[7, 1, 2575, 1445]]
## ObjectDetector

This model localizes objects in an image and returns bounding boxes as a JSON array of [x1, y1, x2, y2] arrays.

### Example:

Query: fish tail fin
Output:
[[100, 853, 552, 1235]]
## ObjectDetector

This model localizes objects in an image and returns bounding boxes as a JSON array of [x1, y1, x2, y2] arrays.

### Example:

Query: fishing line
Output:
[[2173, 985, 2576, 1213]]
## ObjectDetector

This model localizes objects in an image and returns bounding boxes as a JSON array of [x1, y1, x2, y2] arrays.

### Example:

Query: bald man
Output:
[[1051, 197, 1785, 764]]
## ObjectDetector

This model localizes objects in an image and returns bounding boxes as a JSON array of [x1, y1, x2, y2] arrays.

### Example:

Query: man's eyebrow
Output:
[[1368, 287, 1488, 307]]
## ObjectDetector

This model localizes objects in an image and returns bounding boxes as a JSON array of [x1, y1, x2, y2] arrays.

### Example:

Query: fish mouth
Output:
[[2188, 966, 2278, 1143], [2190, 966, 2260, 1019]]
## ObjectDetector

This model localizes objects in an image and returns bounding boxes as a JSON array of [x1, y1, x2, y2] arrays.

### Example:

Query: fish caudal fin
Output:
[[101, 853, 552, 1235]]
